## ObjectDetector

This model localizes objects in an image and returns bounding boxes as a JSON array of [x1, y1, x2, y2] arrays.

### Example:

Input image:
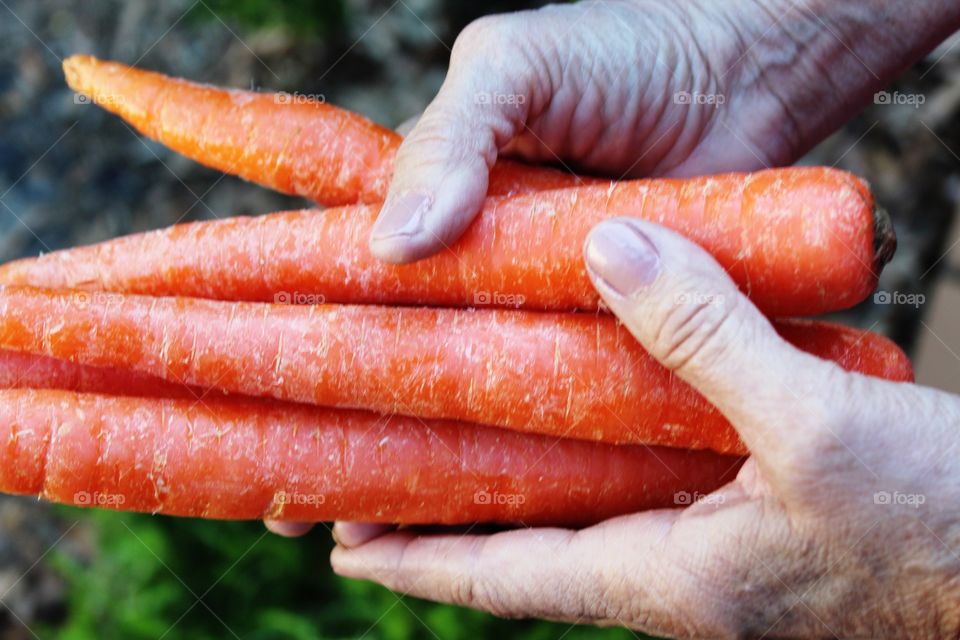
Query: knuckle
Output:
[[401, 105, 491, 163], [456, 532, 598, 621], [453, 15, 514, 58], [442, 537, 518, 617], [649, 289, 741, 375], [456, 573, 525, 619], [450, 15, 530, 84], [446, 572, 482, 609]]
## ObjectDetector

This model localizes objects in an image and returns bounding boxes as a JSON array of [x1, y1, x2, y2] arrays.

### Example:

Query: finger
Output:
[[332, 511, 694, 631], [264, 520, 314, 538], [583, 218, 855, 477], [332, 522, 395, 548], [369, 17, 534, 263]]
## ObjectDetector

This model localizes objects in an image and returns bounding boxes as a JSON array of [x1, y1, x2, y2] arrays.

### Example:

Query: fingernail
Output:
[[584, 220, 660, 298], [330, 547, 366, 579], [265, 520, 314, 538], [371, 191, 433, 240], [332, 522, 393, 548]]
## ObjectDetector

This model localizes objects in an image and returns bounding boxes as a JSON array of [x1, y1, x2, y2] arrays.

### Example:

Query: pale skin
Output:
[[268, 1, 960, 636]]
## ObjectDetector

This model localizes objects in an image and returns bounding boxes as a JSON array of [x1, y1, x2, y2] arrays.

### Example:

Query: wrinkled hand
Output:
[[331, 218, 960, 637], [266, 1, 960, 634], [364, 0, 952, 262], [369, 0, 789, 261]]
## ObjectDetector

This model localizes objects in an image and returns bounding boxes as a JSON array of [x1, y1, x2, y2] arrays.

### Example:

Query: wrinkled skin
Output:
[[365, 0, 958, 262], [327, 219, 960, 637], [268, 1, 960, 636]]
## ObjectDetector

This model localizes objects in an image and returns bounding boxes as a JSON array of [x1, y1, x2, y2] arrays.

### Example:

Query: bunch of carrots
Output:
[[0, 56, 913, 526]]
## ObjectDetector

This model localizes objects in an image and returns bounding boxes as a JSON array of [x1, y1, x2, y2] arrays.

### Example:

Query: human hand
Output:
[[368, 0, 959, 262], [331, 217, 960, 637]]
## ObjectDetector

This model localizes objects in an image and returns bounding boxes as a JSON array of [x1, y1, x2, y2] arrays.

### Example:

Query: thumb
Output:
[[369, 25, 532, 263], [583, 218, 851, 474]]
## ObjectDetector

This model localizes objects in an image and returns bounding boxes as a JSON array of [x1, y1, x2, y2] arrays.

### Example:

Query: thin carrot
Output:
[[0, 167, 893, 317], [0, 349, 202, 397], [63, 55, 583, 206], [0, 287, 912, 455], [0, 389, 742, 524]]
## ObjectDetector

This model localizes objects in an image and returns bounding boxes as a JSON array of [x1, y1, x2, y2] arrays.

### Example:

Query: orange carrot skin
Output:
[[0, 288, 912, 455], [0, 389, 742, 524], [772, 318, 913, 381], [0, 167, 889, 317], [63, 55, 582, 206], [0, 349, 198, 397]]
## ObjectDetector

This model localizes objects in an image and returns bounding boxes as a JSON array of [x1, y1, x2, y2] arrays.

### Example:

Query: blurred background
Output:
[[0, 0, 958, 638]]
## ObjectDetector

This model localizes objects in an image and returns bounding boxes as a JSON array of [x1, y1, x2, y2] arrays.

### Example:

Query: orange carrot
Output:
[[0, 167, 892, 317], [0, 349, 203, 398], [0, 389, 742, 524], [0, 287, 912, 455], [63, 55, 583, 206]]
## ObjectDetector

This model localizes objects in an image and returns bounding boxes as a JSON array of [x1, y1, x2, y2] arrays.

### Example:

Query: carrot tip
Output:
[[62, 55, 86, 92], [873, 205, 897, 275]]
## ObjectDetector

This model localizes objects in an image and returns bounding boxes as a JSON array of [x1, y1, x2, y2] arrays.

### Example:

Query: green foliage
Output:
[[191, 0, 346, 37], [41, 508, 645, 639]]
